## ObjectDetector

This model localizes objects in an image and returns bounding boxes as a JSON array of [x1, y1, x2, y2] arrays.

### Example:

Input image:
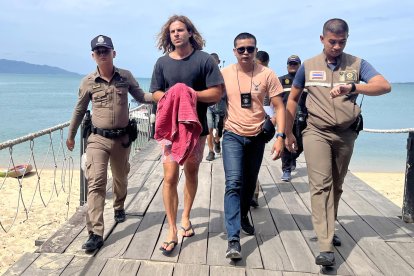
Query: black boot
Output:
[[82, 232, 104, 252], [114, 209, 126, 223], [332, 234, 341, 246], [315, 251, 335, 266]]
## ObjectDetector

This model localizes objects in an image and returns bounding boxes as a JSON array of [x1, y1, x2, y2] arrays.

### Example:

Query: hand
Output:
[[329, 84, 352, 98], [270, 137, 284, 160], [66, 139, 75, 151], [143, 92, 154, 103], [285, 133, 297, 153]]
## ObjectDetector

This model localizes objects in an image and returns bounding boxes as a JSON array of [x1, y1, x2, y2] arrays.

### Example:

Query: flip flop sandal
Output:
[[159, 240, 178, 256], [181, 221, 195, 237]]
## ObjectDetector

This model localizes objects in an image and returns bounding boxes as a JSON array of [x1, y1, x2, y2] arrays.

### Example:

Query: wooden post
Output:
[[79, 111, 90, 206], [402, 131, 414, 223], [79, 135, 87, 206]]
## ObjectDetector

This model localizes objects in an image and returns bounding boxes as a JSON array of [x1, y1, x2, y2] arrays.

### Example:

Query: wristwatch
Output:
[[275, 132, 286, 139], [349, 83, 356, 93]]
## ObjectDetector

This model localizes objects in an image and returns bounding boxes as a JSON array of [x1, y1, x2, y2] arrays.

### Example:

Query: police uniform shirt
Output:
[[68, 67, 147, 139]]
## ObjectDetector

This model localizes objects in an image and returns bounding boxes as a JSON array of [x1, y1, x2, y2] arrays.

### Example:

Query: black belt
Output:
[[92, 126, 127, 139]]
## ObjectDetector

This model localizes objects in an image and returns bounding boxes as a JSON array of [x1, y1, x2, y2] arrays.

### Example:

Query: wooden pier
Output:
[[5, 139, 414, 275]]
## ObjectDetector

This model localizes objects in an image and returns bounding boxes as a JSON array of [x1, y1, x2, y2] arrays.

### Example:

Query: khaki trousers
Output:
[[303, 127, 357, 252], [85, 133, 131, 236]]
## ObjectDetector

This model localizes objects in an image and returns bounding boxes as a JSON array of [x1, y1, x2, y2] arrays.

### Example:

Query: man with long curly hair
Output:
[[150, 15, 224, 255]]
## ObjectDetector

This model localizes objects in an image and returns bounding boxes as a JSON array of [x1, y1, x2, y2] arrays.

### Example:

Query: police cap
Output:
[[91, 35, 114, 51], [287, 55, 301, 64]]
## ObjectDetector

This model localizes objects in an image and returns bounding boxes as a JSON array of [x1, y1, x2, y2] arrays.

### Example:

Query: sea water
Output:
[[0, 73, 151, 168], [0, 73, 413, 172], [351, 83, 414, 172]]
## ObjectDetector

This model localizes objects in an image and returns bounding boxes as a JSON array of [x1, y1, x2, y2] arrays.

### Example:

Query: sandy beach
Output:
[[353, 171, 405, 208], [0, 168, 81, 274], [0, 168, 406, 274]]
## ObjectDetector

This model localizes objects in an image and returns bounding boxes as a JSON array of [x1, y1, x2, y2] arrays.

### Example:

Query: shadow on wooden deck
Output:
[[5, 139, 414, 275]]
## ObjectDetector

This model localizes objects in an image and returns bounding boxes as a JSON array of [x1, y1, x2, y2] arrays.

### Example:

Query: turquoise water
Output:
[[0, 74, 152, 141], [350, 83, 414, 172], [0, 74, 412, 172], [0, 74, 151, 168]]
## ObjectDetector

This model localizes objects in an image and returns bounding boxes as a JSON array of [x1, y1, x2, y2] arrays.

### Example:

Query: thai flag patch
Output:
[[309, 71, 326, 81]]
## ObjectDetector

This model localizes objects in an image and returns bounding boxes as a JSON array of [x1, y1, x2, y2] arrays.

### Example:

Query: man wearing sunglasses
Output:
[[280, 55, 307, 182], [285, 18, 391, 267], [66, 35, 152, 252], [221, 32, 285, 260]]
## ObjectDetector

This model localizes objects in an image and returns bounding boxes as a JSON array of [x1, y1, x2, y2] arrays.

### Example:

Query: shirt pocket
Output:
[[92, 90, 109, 107], [115, 87, 128, 105]]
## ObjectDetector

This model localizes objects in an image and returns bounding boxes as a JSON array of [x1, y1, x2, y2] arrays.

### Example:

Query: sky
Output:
[[1, 0, 413, 82]]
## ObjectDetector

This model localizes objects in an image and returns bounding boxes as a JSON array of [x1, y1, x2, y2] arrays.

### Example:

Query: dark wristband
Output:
[[350, 83, 356, 93], [275, 132, 286, 139]]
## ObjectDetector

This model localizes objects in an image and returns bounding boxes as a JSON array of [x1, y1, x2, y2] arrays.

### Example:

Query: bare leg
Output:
[[161, 161, 179, 250], [213, 128, 220, 144], [181, 161, 200, 236], [207, 128, 214, 152]]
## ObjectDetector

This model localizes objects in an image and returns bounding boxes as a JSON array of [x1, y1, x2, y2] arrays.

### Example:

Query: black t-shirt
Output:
[[150, 50, 224, 136]]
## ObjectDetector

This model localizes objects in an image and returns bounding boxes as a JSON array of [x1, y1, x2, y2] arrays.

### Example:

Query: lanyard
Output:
[[236, 64, 254, 94]]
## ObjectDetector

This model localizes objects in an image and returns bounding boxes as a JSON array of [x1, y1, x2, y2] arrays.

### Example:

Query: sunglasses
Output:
[[288, 62, 299, 66], [236, 46, 256, 54], [94, 48, 111, 56]]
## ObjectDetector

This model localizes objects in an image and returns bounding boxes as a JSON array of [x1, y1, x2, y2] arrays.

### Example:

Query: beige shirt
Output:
[[222, 63, 283, 136], [68, 67, 147, 139]]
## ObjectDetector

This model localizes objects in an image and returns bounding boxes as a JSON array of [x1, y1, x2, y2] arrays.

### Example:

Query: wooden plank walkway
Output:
[[5, 139, 414, 275]]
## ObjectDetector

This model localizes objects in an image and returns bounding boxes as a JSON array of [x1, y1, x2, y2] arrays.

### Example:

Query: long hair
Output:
[[156, 15, 205, 53]]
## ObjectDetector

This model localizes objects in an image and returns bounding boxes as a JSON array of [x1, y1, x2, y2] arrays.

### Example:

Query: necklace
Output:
[[252, 81, 261, 91], [236, 63, 254, 93]]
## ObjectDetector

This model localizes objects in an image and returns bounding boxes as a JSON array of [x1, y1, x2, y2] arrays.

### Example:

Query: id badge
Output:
[[241, 93, 252, 108]]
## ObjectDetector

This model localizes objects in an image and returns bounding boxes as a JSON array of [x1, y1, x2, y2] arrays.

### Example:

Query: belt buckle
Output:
[[113, 129, 122, 137]]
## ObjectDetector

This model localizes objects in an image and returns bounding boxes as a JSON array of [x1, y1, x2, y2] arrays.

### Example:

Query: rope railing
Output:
[[0, 103, 154, 233], [0, 122, 70, 150], [0, 124, 74, 233], [363, 128, 414, 133]]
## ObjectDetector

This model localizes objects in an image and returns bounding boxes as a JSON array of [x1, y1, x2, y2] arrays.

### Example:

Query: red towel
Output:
[[155, 83, 202, 165]]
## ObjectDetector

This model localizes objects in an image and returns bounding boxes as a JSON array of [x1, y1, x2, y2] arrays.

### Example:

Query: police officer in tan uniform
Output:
[[66, 35, 152, 252], [280, 55, 307, 182], [285, 19, 391, 266]]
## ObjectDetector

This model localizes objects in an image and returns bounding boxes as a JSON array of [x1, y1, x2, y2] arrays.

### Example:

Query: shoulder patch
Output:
[[339, 70, 358, 82]]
